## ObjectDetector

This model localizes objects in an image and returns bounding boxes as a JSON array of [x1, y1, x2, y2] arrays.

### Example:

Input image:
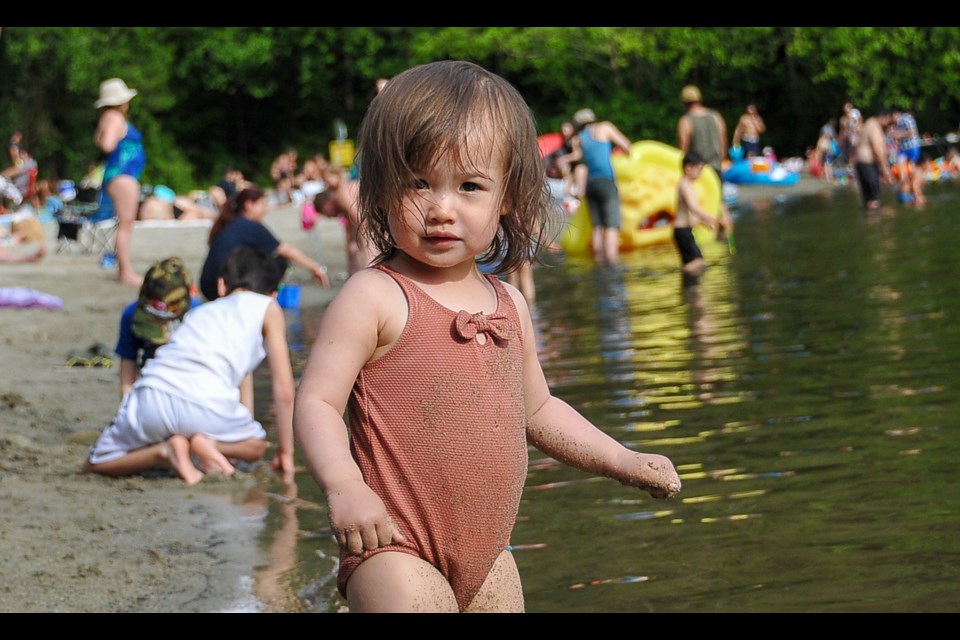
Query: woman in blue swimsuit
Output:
[[95, 78, 146, 286]]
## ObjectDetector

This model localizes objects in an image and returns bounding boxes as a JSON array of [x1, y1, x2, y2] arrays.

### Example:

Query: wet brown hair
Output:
[[356, 60, 554, 275]]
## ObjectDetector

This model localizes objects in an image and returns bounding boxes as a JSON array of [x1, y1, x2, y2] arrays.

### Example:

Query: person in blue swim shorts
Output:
[[892, 108, 926, 206]]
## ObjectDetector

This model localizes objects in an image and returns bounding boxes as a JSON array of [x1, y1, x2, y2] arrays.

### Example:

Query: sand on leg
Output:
[[345, 551, 459, 613], [463, 549, 525, 613]]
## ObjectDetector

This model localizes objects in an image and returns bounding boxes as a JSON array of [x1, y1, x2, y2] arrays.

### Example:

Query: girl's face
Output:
[[390, 138, 508, 271], [245, 196, 267, 220]]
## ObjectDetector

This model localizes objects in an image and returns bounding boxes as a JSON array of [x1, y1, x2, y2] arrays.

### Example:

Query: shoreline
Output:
[[0, 176, 841, 613]]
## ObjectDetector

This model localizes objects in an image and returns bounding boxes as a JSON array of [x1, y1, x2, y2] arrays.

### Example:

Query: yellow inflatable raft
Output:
[[559, 140, 722, 254]]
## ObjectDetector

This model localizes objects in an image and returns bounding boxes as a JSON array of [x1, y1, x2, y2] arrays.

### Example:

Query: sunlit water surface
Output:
[[244, 181, 960, 613]]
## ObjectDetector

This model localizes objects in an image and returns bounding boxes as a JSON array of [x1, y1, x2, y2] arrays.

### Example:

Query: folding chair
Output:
[[55, 189, 117, 256]]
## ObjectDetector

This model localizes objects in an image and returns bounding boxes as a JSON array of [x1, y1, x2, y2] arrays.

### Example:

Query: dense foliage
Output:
[[2, 27, 958, 193]]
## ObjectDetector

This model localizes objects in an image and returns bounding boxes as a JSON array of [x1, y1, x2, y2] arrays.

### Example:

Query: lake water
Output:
[[246, 179, 960, 613]]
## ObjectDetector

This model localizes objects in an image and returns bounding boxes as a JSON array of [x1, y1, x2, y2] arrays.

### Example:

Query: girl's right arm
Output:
[[294, 270, 406, 555]]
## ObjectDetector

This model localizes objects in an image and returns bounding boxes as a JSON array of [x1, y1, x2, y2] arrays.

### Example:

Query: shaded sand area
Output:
[[0, 176, 841, 612]]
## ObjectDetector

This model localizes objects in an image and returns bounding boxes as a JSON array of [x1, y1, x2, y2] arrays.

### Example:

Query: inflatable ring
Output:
[[559, 140, 721, 254]]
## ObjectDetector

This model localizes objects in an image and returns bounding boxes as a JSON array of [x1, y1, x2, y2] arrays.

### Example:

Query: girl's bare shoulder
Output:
[[333, 266, 406, 314]]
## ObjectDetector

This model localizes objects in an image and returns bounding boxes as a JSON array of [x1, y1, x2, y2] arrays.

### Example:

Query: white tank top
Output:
[[135, 291, 273, 416]]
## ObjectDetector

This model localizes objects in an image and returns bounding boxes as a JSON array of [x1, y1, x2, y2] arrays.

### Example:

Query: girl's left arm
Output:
[[511, 288, 681, 499], [262, 299, 297, 480]]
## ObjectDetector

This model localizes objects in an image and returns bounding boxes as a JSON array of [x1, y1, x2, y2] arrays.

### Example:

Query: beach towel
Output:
[[0, 287, 63, 310]]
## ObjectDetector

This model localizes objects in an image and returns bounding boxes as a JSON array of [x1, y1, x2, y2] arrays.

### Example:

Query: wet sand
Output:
[[0, 175, 840, 613]]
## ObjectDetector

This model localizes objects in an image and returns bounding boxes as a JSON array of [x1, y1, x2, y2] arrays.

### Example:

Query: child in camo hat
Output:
[[115, 257, 198, 399]]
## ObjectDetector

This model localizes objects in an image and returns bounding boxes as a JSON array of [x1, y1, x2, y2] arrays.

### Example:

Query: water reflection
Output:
[[250, 181, 960, 612]]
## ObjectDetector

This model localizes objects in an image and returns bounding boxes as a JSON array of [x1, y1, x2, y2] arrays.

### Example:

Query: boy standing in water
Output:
[[674, 151, 719, 285]]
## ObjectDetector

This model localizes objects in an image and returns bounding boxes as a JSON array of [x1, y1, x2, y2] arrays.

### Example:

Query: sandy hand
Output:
[[327, 480, 406, 556], [619, 452, 681, 500]]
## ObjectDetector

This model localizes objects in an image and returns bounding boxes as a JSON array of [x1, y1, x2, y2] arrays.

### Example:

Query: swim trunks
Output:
[[741, 134, 761, 158], [673, 226, 703, 264], [584, 177, 622, 229], [898, 147, 921, 165], [855, 162, 882, 207]]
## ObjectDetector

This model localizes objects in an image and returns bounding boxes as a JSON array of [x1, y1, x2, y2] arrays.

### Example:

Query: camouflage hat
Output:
[[132, 257, 193, 345]]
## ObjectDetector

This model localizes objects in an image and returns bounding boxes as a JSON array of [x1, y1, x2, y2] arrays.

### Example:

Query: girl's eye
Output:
[[412, 178, 428, 190], [462, 181, 480, 192]]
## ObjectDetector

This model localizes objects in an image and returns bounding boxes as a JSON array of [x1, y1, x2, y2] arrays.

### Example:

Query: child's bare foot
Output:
[[190, 434, 236, 477], [621, 453, 682, 500], [162, 435, 204, 485], [118, 270, 144, 287]]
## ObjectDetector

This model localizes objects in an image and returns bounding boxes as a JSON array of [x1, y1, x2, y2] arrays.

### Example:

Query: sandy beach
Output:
[[0, 176, 842, 613], [0, 205, 345, 613]]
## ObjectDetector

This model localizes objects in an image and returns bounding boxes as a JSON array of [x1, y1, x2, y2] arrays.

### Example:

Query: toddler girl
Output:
[[294, 60, 681, 613]]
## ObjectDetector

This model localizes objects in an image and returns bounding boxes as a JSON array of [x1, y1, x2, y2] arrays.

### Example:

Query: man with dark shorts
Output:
[[854, 107, 897, 209], [677, 85, 733, 241]]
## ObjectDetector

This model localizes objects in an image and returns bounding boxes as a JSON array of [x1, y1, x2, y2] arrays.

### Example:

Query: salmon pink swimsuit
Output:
[[338, 265, 528, 611]]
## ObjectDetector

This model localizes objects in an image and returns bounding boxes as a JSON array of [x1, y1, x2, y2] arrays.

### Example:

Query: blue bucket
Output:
[[277, 284, 302, 309]]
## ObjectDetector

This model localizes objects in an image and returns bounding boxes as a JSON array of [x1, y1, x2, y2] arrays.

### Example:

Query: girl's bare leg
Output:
[[464, 549, 525, 613], [83, 435, 204, 485], [106, 175, 143, 287], [346, 551, 459, 613], [190, 433, 235, 476]]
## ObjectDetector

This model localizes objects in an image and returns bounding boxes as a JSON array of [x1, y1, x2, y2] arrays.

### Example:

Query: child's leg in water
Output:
[[346, 549, 524, 612], [189, 434, 235, 476]]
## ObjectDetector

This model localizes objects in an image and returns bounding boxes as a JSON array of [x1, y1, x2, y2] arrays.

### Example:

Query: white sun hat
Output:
[[95, 78, 138, 108]]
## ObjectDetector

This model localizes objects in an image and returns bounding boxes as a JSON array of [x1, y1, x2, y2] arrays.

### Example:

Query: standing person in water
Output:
[[94, 78, 146, 286], [573, 107, 632, 263], [674, 151, 720, 286], [293, 60, 681, 614]]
